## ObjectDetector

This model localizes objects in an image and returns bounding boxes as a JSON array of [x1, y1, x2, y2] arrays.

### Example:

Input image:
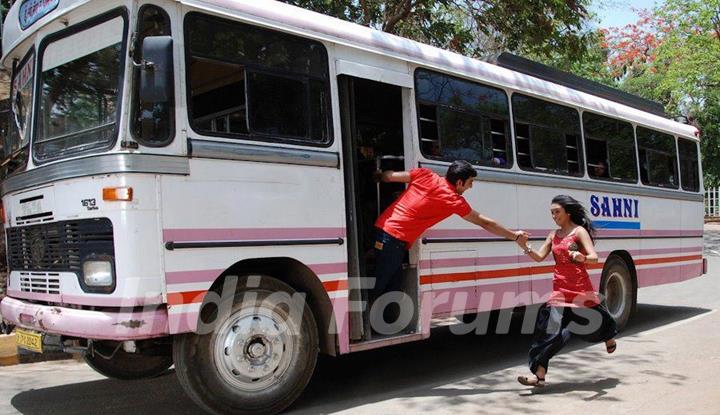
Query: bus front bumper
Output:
[[0, 297, 169, 341]]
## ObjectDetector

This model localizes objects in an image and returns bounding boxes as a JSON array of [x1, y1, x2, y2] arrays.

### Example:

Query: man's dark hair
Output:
[[446, 160, 477, 184]]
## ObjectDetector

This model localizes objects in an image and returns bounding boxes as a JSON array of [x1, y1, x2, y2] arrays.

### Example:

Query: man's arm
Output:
[[374, 170, 412, 183], [462, 210, 529, 247]]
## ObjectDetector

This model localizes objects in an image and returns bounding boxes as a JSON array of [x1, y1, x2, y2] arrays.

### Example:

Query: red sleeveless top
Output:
[[547, 229, 600, 308]]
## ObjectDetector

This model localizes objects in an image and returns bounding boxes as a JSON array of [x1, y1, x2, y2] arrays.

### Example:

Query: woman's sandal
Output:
[[517, 375, 546, 387], [606, 340, 617, 354]]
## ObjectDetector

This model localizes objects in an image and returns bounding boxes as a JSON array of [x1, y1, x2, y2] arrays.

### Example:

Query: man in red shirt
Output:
[[372, 160, 529, 300]]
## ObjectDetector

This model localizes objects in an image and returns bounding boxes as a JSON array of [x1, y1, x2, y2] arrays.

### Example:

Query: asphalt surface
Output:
[[1, 231, 719, 415]]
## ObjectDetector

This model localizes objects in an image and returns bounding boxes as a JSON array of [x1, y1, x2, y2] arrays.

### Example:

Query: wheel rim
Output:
[[605, 271, 628, 320], [213, 303, 297, 392]]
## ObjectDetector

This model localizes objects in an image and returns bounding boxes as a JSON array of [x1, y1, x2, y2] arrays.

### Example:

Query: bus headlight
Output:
[[83, 260, 115, 288]]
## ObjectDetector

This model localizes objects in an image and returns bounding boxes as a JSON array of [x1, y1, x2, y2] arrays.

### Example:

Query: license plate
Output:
[[16, 328, 43, 353]]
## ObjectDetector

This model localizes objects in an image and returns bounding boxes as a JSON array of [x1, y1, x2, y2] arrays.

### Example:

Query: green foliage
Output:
[[626, 0, 720, 187], [278, 0, 593, 60], [526, 29, 615, 85]]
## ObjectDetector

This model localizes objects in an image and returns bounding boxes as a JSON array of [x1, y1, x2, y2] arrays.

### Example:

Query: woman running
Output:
[[518, 195, 618, 387]]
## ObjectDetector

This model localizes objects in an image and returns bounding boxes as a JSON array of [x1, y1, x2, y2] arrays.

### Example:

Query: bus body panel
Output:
[[159, 158, 349, 349]]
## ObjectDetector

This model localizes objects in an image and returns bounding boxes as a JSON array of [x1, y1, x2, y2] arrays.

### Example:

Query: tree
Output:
[[278, 0, 594, 60], [525, 27, 615, 85], [609, 1, 720, 186], [603, 8, 672, 81]]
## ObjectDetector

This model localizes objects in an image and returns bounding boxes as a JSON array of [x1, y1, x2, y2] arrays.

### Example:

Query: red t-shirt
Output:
[[375, 168, 472, 245]]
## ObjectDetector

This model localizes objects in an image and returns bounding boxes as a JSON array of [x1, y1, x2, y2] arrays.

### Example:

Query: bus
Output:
[[0, 0, 705, 413]]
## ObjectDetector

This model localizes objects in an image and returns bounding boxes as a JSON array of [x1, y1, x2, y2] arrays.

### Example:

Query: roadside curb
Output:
[[0, 334, 19, 366]]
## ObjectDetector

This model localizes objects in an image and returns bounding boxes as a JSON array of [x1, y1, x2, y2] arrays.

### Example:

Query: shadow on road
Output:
[[704, 230, 720, 257], [10, 303, 711, 415]]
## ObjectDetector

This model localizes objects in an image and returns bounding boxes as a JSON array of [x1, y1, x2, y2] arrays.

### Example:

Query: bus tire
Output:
[[173, 276, 318, 415], [84, 346, 173, 380], [600, 256, 635, 330]]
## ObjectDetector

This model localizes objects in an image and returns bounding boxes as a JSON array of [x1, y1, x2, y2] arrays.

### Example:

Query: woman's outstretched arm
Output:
[[524, 232, 554, 262]]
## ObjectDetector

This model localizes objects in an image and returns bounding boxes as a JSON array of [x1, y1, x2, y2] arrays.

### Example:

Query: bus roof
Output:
[[1, 0, 699, 140]]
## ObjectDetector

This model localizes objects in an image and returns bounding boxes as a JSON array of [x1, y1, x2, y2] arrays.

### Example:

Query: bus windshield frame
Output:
[[32, 8, 128, 164]]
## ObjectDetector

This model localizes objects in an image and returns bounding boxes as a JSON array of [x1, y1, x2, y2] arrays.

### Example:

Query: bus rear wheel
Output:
[[600, 256, 636, 330], [174, 276, 318, 415]]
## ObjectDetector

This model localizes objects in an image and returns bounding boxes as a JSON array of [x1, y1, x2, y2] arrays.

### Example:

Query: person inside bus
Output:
[[372, 160, 529, 306], [517, 195, 618, 387], [592, 160, 609, 178]]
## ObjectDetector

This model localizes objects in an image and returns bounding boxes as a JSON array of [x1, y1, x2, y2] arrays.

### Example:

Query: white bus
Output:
[[0, 0, 705, 413]]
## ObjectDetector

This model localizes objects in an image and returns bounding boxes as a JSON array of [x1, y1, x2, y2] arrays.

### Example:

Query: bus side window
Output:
[[512, 94, 583, 176], [184, 13, 331, 145], [637, 127, 679, 188], [415, 69, 512, 168], [131, 5, 173, 146], [678, 138, 700, 192], [583, 112, 637, 182]]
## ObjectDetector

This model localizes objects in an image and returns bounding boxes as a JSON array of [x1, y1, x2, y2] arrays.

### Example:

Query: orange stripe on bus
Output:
[[167, 290, 207, 305], [421, 262, 607, 285], [635, 254, 702, 266], [323, 280, 349, 291], [419, 254, 702, 286]]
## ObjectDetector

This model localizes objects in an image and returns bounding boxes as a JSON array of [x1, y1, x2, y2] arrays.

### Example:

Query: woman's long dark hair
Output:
[[552, 195, 596, 240]]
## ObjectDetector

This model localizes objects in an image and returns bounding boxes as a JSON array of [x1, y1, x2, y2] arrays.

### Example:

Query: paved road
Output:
[[2, 233, 719, 415]]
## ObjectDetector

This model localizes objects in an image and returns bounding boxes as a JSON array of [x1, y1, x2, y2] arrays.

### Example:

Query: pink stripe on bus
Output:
[[61, 294, 164, 307], [424, 228, 702, 239], [166, 262, 347, 285], [6, 290, 60, 303], [431, 281, 535, 315], [330, 296, 350, 354], [166, 269, 224, 285], [420, 247, 703, 271], [636, 246, 703, 256], [9, 291, 161, 307], [308, 262, 348, 275], [163, 227, 347, 242], [637, 262, 703, 287]]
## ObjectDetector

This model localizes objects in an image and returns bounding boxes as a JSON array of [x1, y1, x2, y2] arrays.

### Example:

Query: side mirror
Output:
[[140, 36, 173, 103]]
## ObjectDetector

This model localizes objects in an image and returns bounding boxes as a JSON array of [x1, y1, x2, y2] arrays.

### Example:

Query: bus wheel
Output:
[[600, 256, 635, 330], [174, 276, 318, 415], [84, 343, 173, 380]]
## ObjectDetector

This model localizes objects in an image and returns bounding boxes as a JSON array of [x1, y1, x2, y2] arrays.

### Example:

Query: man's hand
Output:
[[373, 170, 384, 183], [514, 230, 529, 247]]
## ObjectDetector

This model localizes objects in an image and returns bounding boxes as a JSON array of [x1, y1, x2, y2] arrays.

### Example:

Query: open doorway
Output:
[[339, 76, 418, 342]]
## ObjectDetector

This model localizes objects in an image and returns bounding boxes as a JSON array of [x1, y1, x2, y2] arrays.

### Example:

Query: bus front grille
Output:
[[6, 218, 114, 273], [19, 272, 61, 294]]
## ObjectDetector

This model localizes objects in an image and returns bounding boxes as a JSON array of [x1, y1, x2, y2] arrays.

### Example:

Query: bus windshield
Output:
[[34, 14, 126, 161]]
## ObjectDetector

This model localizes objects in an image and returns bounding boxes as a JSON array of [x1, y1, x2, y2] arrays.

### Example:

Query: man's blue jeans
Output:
[[372, 228, 407, 301]]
